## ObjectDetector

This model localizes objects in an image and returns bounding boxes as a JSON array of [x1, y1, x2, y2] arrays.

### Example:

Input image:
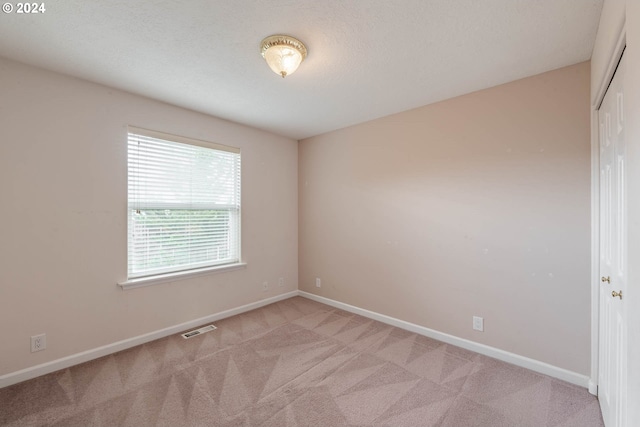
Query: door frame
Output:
[[590, 19, 626, 396]]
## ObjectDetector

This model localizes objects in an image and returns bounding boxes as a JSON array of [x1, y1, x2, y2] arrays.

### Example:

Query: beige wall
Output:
[[0, 57, 298, 375], [299, 62, 591, 374], [592, 0, 640, 424], [0, 46, 601, 388]]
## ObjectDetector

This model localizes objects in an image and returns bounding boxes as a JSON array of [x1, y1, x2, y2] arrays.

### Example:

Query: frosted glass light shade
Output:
[[260, 35, 307, 78], [264, 45, 302, 77]]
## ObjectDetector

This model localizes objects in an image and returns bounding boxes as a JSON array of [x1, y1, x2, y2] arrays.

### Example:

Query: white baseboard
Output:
[[298, 291, 591, 389], [0, 291, 297, 389], [1, 290, 593, 391]]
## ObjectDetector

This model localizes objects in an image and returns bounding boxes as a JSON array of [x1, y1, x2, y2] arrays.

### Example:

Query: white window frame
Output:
[[119, 127, 245, 290]]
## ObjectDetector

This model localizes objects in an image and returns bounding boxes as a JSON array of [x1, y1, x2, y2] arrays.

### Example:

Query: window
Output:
[[127, 127, 241, 280]]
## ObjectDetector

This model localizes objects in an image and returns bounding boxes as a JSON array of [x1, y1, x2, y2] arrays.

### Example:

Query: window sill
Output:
[[118, 262, 247, 290]]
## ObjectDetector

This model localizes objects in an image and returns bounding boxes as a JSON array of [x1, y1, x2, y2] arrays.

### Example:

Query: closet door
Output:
[[598, 52, 626, 427]]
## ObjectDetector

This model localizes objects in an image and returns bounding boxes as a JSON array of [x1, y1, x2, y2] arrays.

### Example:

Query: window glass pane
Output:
[[127, 129, 241, 278]]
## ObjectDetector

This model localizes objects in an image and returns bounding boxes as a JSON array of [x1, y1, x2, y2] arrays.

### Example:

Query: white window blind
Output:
[[127, 127, 241, 279]]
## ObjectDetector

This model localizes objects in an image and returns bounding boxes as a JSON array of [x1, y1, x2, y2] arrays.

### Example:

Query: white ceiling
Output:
[[0, 0, 603, 140]]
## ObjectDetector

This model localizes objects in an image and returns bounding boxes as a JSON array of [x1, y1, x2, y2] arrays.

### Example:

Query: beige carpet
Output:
[[0, 296, 604, 427]]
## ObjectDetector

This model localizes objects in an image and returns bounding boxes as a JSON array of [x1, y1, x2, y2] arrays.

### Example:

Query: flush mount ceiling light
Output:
[[260, 35, 307, 78]]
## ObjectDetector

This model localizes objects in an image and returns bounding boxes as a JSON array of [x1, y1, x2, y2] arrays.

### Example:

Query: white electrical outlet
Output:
[[262, 281, 269, 291], [473, 316, 484, 332], [278, 277, 284, 287], [315, 278, 321, 288], [31, 334, 46, 352]]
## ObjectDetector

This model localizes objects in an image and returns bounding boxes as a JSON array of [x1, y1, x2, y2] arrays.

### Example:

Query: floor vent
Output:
[[181, 324, 217, 339]]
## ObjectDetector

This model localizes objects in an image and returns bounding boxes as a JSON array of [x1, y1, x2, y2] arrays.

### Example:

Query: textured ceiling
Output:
[[0, 0, 603, 140]]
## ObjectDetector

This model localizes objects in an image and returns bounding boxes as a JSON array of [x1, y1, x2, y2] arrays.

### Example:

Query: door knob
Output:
[[612, 290, 622, 299], [601, 276, 611, 284]]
